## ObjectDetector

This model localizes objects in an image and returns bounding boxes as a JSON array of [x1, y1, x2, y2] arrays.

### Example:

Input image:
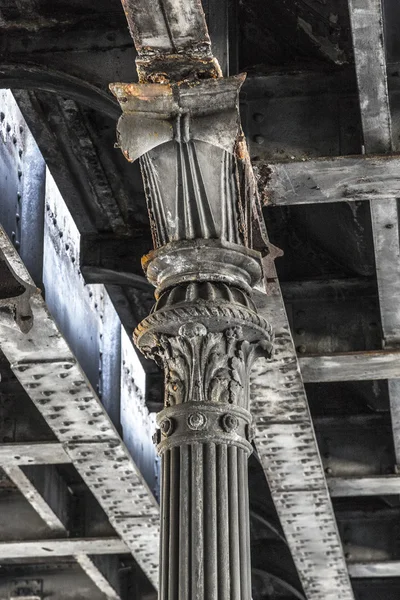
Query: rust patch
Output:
[[136, 55, 222, 85], [254, 162, 273, 207]]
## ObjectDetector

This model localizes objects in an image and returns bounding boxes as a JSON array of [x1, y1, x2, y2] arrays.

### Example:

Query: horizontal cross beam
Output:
[[0, 537, 127, 559], [348, 561, 400, 578], [329, 476, 400, 497], [0, 442, 71, 466], [299, 349, 400, 383], [260, 154, 400, 207]]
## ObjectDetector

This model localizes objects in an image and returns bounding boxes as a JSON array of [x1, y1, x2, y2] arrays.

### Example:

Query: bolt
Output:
[[296, 328, 305, 336], [253, 112, 264, 123], [297, 345, 306, 354], [253, 134, 265, 145]]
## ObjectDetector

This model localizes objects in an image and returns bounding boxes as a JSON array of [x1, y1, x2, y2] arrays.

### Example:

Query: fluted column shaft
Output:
[[156, 401, 253, 600]]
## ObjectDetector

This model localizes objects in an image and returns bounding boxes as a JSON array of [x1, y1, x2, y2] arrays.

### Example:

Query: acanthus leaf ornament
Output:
[[141, 321, 273, 409]]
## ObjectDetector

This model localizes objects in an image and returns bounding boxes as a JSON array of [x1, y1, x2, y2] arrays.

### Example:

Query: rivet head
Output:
[[253, 134, 265, 145], [188, 412, 207, 430], [160, 417, 174, 437], [221, 414, 239, 433], [253, 112, 264, 123]]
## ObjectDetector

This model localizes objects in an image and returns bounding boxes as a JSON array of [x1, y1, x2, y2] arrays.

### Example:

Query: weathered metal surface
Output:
[[299, 349, 400, 383], [119, 0, 220, 83], [76, 555, 121, 600], [259, 154, 400, 207], [328, 475, 400, 497], [112, 1, 360, 596], [0, 223, 160, 586], [3, 465, 69, 533], [0, 442, 70, 465], [116, 72, 273, 600], [348, 561, 400, 578], [370, 199, 400, 347], [43, 169, 159, 491], [348, 0, 400, 479], [348, 0, 392, 153], [0, 566, 115, 600], [0, 537, 128, 559], [252, 289, 355, 600]]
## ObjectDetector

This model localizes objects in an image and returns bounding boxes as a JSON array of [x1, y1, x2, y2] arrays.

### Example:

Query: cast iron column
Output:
[[111, 75, 273, 600]]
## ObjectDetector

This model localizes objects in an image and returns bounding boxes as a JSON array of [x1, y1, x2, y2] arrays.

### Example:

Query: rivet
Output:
[[253, 134, 265, 145], [253, 113, 264, 123]]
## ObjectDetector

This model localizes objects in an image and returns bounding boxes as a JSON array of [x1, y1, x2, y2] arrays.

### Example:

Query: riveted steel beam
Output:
[[0, 223, 160, 587]]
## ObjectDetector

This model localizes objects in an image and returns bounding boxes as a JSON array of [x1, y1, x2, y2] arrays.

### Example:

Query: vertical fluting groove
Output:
[[141, 153, 168, 246], [191, 443, 204, 600], [217, 445, 230, 600], [238, 449, 250, 600], [179, 445, 190, 600], [187, 141, 217, 238], [169, 446, 180, 600], [226, 152, 235, 243], [204, 443, 218, 600], [244, 451, 252, 600], [161, 450, 171, 600], [228, 445, 241, 600], [177, 141, 192, 238], [221, 151, 227, 241], [182, 142, 197, 239], [228, 153, 240, 245]]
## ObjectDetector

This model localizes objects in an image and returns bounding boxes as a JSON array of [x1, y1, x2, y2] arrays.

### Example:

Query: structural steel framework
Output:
[[1, 0, 400, 599]]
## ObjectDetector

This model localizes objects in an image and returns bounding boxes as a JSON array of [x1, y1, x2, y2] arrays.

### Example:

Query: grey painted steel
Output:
[[348, 0, 392, 153], [0, 442, 70, 465], [119, 0, 221, 82], [348, 0, 400, 474], [299, 349, 400, 382], [371, 199, 400, 348], [0, 224, 160, 587], [348, 561, 400, 578], [261, 155, 400, 206], [3, 466, 68, 533], [329, 476, 400, 497], [0, 538, 127, 559], [252, 289, 355, 600], [76, 556, 121, 600]]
